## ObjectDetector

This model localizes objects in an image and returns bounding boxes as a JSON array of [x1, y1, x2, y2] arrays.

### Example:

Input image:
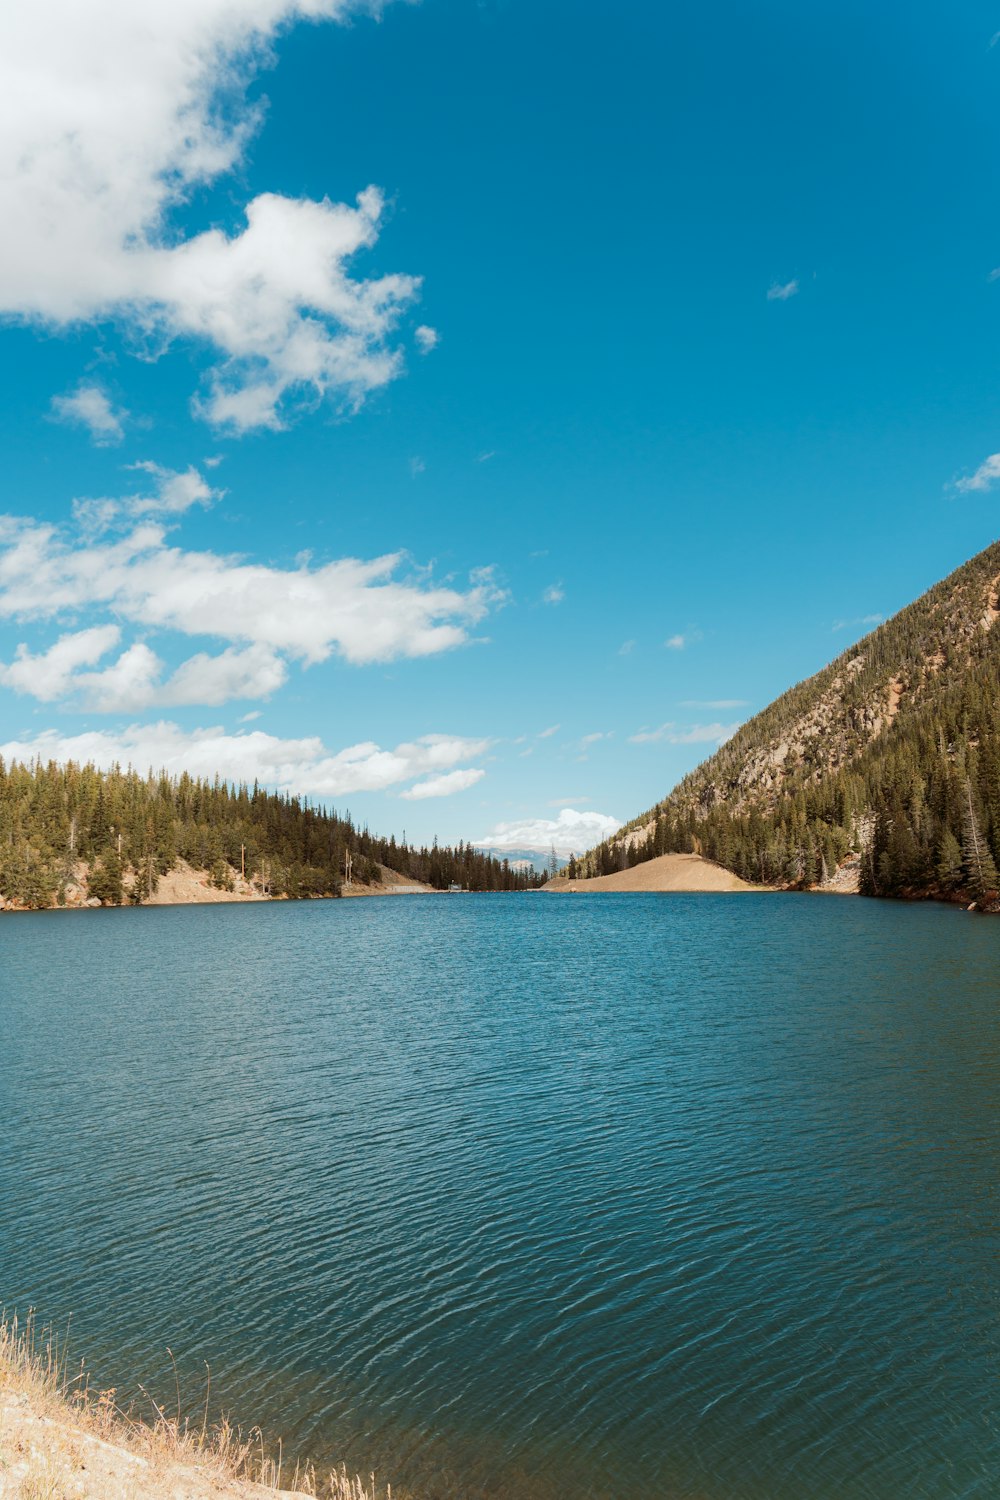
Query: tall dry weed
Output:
[[1, 1309, 398, 1499]]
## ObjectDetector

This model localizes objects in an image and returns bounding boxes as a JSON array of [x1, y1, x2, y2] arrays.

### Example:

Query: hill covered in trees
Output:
[[571, 540, 1000, 909], [0, 760, 543, 910]]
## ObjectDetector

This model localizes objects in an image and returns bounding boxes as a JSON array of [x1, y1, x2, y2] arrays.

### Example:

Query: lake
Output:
[[1, 894, 998, 1499]]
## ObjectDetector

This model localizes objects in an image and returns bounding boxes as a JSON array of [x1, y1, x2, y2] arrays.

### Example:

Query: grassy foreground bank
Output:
[[0, 1313, 396, 1500]]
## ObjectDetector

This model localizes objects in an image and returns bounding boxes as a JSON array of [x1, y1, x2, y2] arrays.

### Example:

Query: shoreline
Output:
[[0, 1313, 392, 1500]]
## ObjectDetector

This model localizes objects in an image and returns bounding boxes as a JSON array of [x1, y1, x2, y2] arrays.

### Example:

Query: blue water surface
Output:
[[1, 893, 998, 1499]]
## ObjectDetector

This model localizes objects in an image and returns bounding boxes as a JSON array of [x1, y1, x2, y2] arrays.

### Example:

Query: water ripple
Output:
[[2, 894, 999, 1499]]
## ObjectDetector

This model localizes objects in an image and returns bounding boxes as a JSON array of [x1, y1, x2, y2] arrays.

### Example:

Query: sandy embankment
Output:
[[545, 851, 754, 893]]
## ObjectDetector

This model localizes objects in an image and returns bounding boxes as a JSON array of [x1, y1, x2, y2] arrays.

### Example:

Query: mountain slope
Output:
[[577, 540, 1000, 907]]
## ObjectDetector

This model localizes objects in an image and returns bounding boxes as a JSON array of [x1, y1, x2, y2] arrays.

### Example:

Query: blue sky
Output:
[[1, 0, 999, 853]]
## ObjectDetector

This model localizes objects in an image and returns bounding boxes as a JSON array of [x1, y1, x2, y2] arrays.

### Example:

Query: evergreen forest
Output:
[[571, 541, 1000, 908], [0, 759, 543, 909]]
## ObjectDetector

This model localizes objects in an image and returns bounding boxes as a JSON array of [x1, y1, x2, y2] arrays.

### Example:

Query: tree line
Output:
[[0, 759, 544, 908]]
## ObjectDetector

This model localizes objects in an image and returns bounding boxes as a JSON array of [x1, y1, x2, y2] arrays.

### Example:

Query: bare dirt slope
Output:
[[145, 859, 267, 905], [546, 852, 753, 892], [340, 863, 437, 897]]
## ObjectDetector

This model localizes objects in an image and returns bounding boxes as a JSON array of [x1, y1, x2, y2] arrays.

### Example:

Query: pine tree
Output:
[[962, 781, 999, 903], [89, 850, 123, 906], [935, 828, 963, 891]]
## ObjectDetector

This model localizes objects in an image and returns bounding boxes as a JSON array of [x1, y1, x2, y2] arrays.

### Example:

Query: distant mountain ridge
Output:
[[474, 847, 570, 874], [574, 540, 1000, 907]]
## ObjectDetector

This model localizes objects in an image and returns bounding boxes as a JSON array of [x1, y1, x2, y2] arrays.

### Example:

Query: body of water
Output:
[[2, 894, 998, 1498]]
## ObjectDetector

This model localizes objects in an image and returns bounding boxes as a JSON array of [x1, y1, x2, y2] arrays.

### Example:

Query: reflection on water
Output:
[[2, 894, 998, 1499]]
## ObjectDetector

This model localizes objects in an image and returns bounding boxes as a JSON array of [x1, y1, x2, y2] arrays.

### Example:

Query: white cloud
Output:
[[0, 3, 421, 432], [476, 450, 496, 464], [0, 725, 491, 800], [679, 698, 749, 709], [538, 724, 560, 738], [414, 324, 439, 353], [618, 639, 636, 655], [84, 642, 287, 711], [956, 452, 1000, 492], [832, 613, 883, 633], [160, 643, 286, 706], [0, 628, 286, 712], [409, 456, 426, 477], [542, 583, 564, 605], [51, 383, 126, 445], [629, 721, 740, 745], [71, 462, 223, 533], [127, 462, 221, 516], [767, 279, 799, 302], [0, 514, 500, 667], [76, 643, 165, 712], [400, 767, 484, 799], [477, 807, 621, 856], [664, 634, 686, 650], [0, 624, 121, 701]]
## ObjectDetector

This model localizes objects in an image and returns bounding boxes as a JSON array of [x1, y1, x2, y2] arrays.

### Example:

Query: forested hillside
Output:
[[0, 760, 542, 909], [572, 540, 1000, 908]]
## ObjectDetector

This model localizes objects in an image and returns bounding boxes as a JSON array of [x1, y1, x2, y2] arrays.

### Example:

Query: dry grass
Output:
[[0, 1311, 396, 1500]]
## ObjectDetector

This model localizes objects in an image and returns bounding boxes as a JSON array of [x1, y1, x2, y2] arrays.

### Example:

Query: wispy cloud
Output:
[[538, 724, 560, 738], [400, 767, 484, 799], [477, 807, 621, 856], [955, 452, 1000, 492], [832, 613, 883, 633], [664, 634, 686, 650], [618, 639, 636, 656], [476, 450, 496, 464], [71, 462, 223, 534], [767, 279, 799, 302], [51, 383, 127, 446], [629, 721, 740, 745], [414, 325, 439, 354], [679, 698, 749, 709], [542, 583, 564, 605]]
